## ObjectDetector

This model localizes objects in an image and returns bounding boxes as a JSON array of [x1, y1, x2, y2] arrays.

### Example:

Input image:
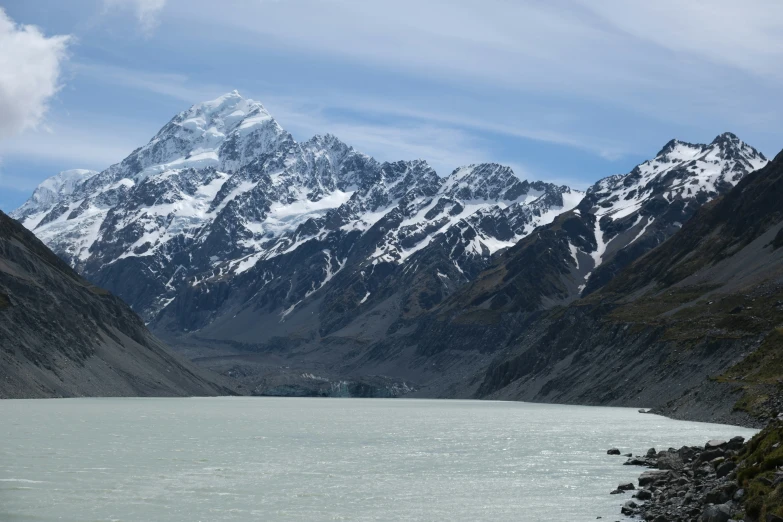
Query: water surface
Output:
[[0, 397, 757, 521]]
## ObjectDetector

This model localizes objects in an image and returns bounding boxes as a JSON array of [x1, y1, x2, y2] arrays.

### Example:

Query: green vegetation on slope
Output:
[[736, 421, 783, 520]]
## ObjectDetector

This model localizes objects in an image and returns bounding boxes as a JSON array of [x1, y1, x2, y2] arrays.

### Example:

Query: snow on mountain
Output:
[[11, 91, 581, 325], [574, 132, 767, 294], [435, 133, 769, 324], [14, 169, 98, 229]]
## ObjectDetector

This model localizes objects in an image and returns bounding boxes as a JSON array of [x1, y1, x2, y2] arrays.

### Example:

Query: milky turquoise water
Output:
[[0, 397, 758, 521]]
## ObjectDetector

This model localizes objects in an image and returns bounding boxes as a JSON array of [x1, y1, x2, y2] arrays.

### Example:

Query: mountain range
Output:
[[9, 90, 783, 423]]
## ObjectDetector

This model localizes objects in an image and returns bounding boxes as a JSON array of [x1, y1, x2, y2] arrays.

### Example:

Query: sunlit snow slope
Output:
[[12, 91, 581, 331]]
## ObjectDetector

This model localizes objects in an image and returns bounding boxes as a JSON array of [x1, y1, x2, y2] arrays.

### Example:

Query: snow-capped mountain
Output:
[[12, 91, 582, 331], [578, 132, 767, 294], [444, 132, 768, 317]]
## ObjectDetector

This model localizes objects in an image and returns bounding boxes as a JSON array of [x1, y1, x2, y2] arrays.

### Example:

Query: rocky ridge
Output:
[[12, 91, 581, 329], [0, 210, 231, 398]]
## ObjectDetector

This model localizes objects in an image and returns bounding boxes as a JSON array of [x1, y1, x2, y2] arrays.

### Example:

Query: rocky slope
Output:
[[288, 133, 770, 406], [467, 147, 783, 426], [0, 210, 230, 398]]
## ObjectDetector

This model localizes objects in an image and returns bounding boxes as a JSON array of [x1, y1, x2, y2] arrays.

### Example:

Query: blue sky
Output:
[[1, 0, 782, 211]]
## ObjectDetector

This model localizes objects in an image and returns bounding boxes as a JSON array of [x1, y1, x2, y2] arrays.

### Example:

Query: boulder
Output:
[[620, 500, 638, 516], [636, 489, 652, 500], [698, 449, 725, 464], [716, 460, 736, 478], [607, 448, 621, 455], [726, 436, 745, 451], [678, 445, 699, 462], [657, 451, 685, 471], [705, 487, 730, 505], [706, 483, 737, 505], [646, 448, 658, 457], [705, 440, 727, 450], [639, 470, 672, 487], [701, 503, 731, 522], [617, 482, 635, 491]]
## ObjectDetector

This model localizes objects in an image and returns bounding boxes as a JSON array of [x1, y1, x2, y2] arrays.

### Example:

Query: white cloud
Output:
[[104, 0, 166, 34], [0, 9, 70, 140]]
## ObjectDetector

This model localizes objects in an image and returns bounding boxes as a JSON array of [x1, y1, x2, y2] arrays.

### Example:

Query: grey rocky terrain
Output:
[[0, 210, 231, 398], [608, 436, 748, 521]]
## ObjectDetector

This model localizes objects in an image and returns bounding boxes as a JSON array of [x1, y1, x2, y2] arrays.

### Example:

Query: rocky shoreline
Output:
[[606, 420, 783, 521]]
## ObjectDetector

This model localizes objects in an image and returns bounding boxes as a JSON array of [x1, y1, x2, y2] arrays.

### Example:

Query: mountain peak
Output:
[[182, 90, 273, 129], [10, 169, 98, 224], [708, 131, 766, 159], [654, 138, 700, 158], [711, 131, 740, 143]]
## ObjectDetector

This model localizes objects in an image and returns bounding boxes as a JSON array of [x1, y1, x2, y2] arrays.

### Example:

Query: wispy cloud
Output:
[[267, 94, 629, 160], [72, 62, 231, 104], [165, 0, 783, 135], [0, 120, 145, 171], [103, 0, 167, 35]]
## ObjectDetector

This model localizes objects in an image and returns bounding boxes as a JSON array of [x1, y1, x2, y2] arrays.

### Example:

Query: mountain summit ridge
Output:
[[12, 91, 581, 327]]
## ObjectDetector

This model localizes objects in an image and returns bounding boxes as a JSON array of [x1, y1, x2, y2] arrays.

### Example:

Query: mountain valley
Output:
[[11, 91, 783, 425]]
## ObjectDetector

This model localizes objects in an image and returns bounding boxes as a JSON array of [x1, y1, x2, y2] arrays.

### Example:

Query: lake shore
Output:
[[612, 420, 783, 521]]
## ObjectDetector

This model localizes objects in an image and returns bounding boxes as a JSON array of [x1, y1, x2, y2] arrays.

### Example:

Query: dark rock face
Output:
[[0, 211, 230, 398]]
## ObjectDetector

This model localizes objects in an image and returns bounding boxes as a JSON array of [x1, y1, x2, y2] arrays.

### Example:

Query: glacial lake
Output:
[[0, 397, 757, 521]]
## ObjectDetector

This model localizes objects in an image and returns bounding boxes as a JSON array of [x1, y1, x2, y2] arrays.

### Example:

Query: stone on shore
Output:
[[620, 500, 638, 516], [606, 448, 621, 455], [716, 460, 736, 478], [700, 503, 731, 522], [614, 435, 751, 521], [638, 470, 672, 487], [657, 450, 684, 471], [726, 436, 745, 450]]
